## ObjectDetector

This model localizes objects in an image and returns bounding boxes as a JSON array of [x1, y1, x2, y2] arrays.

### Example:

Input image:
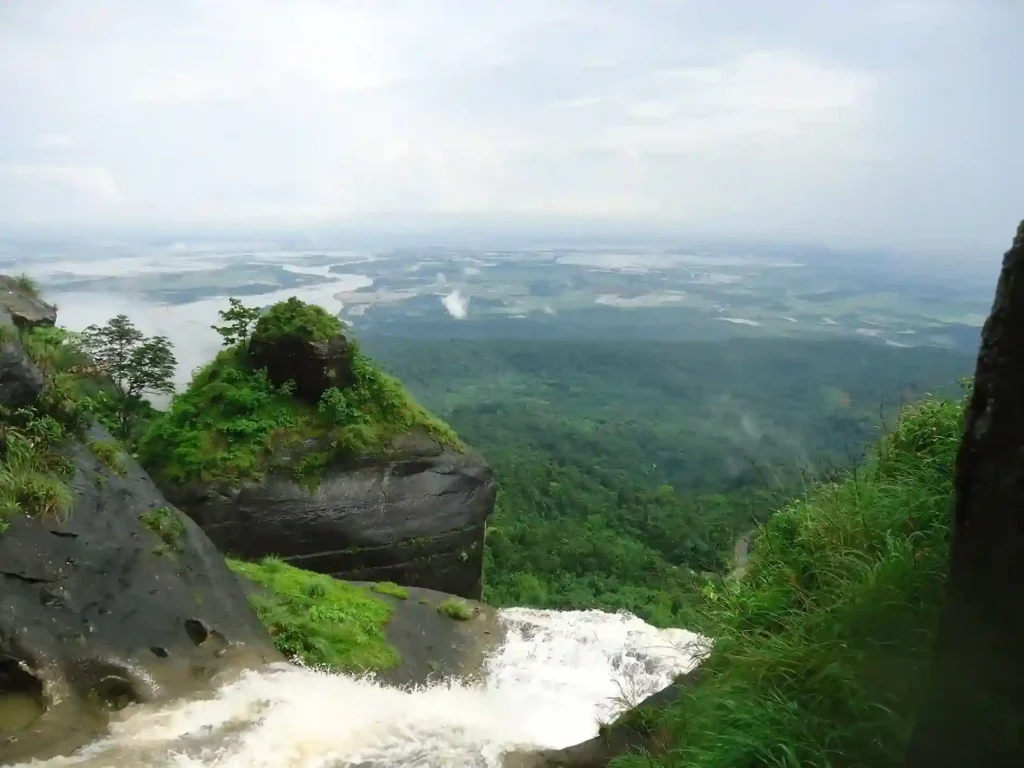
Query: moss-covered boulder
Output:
[[139, 298, 496, 599], [231, 557, 504, 688], [0, 279, 280, 764]]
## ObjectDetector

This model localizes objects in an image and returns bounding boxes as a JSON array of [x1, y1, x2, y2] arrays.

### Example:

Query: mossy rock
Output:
[[138, 297, 461, 489], [232, 561, 503, 687]]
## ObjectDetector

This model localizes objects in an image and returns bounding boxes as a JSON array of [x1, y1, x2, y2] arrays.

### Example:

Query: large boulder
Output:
[[0, 283, 280, 763], [143, 297, 496, 599], [168, 435, 495, 599]]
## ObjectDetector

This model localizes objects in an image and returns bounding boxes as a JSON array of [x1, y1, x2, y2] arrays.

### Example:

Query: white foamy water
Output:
[[14, 608, 708, 768]]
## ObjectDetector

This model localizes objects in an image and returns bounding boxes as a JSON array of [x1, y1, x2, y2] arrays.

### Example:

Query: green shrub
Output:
[[250, 297, 342, 344], [369, 581, 410, 599], [613, 392, 965, 768], [139, 506, 186, 553], [437, 597, 475, 621], [229, 557, 400, 673], [139, 299, 461, 487]]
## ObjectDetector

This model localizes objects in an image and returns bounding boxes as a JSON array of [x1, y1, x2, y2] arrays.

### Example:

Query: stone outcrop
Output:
[[905, 221, 1024, 768], [0, 285, 280, 763], [158, 299, 496, 600], [168, 434, 495, 599]]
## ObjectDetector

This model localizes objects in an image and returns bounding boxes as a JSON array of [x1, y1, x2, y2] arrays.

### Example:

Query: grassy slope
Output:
[[615, 392, 964, 768], [139, 299, 460, 487], [0, 323, 98, 533], [229, 556, 402, 673]]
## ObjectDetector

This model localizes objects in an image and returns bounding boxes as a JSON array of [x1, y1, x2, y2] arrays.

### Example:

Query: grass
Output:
[[437, 597, 475, 621], [611, 392, 965, 768], [87, 436, 127, 476], [0, 327, 93, 535], [228, 556, 401, 673], [138, 297, 461, 487], [11, 273, 40, 298], [139, 505, 186, 554], [369, 581, 410, 599]]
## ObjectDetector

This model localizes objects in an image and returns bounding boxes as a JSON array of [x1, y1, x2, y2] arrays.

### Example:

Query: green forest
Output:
[[362, 335, 973, 626]]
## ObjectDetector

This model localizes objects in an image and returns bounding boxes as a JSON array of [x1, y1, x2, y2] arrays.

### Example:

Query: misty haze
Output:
[[1, 2, 1021, 767]]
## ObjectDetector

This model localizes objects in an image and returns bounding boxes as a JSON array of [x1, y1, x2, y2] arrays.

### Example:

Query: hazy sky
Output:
[[0, 1, 1020, 254]]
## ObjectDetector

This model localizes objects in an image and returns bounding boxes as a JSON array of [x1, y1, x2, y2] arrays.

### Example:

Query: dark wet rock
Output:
[[0, 423, 281, 763], [0, 302, 47, 409], [905, 221, 1024, 768], [171, 442, 495, 599], [353, 582, 503, 688], [0, 276, 57, 329], [503, 669, 705, 767]]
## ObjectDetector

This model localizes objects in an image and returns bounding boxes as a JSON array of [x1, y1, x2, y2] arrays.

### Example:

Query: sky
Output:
[[0, 0, 1021, 255]]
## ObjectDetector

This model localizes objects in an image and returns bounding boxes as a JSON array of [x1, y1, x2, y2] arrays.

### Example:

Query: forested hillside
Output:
[[363, 335, 973, 624]]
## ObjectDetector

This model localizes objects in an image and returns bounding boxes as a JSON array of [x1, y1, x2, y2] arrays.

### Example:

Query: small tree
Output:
[[79, 315, 177, 439], [212, 297, 262, 348]]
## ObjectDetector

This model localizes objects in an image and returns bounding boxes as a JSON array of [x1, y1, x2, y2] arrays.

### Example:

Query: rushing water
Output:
[[14, 608, 708, 768]]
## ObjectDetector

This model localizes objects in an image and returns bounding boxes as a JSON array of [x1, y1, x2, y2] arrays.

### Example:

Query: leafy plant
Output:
[[139, 506, 186, 553], [78, 315, 177, 439], [212, 297, 262, 349]]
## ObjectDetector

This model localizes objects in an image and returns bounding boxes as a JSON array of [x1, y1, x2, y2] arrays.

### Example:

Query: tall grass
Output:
[[615, 393, 964, 768]]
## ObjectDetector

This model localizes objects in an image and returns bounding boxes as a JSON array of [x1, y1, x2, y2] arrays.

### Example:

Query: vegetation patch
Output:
[[139, 506, 186, 554], [138, 297, 461, 487], [612, 391, 966, 768], [228, 556, 400, 673], [369, 581, 410, 599], [86, 436, 127, 476], [0, 326, 94, 535], [11, 273, 40, 298], [437, 597, 475, 621]]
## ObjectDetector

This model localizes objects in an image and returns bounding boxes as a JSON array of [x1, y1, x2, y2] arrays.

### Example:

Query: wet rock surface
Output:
[[171, 439, 496, 600], [352, 582, 504, 688]]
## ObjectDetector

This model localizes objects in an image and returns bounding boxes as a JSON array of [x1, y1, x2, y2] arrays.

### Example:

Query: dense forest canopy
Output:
[[363, 335, 973, 624]]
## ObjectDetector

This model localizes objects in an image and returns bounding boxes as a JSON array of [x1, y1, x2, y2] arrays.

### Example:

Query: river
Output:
[[12, 608, 707, 768]]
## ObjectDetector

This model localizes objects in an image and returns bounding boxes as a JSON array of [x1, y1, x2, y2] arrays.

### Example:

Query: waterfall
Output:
[[14, 608, 707, 768]]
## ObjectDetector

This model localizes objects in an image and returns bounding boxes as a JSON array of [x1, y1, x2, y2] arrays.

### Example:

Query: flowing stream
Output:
[[14, 608, 707, 768]]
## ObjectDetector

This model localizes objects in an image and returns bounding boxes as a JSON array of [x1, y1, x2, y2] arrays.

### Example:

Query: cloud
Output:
[[0, 0, 1020, 254], [442, 290, 469, 319]]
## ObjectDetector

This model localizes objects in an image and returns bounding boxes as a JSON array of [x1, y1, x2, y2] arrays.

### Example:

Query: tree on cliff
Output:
[[212, 297, 261, 348], [905, 221, 1024, 768], [78, 314, 176, 439]]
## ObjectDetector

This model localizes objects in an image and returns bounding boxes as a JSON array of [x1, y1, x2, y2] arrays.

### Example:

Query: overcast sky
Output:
[[0, 1, 1020, 255]]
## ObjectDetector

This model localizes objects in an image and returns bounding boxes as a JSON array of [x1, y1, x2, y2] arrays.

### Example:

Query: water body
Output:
[[15, 609, 706, 768]]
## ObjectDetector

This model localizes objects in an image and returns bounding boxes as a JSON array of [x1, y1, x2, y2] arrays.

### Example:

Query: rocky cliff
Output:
[[0, 278, 280, 764], [139, 297, 496, 599]]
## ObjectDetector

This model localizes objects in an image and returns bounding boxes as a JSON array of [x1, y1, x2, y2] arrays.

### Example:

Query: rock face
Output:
[[0, 286, 280, 763], [162, 301, 497, 600], [905, 221, 1024, 768], [170, 438, 496, 599]]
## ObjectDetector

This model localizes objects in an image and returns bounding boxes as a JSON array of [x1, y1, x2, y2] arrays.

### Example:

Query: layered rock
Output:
[[0, 282, 280, 763], [142, 297, 496, 599]]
